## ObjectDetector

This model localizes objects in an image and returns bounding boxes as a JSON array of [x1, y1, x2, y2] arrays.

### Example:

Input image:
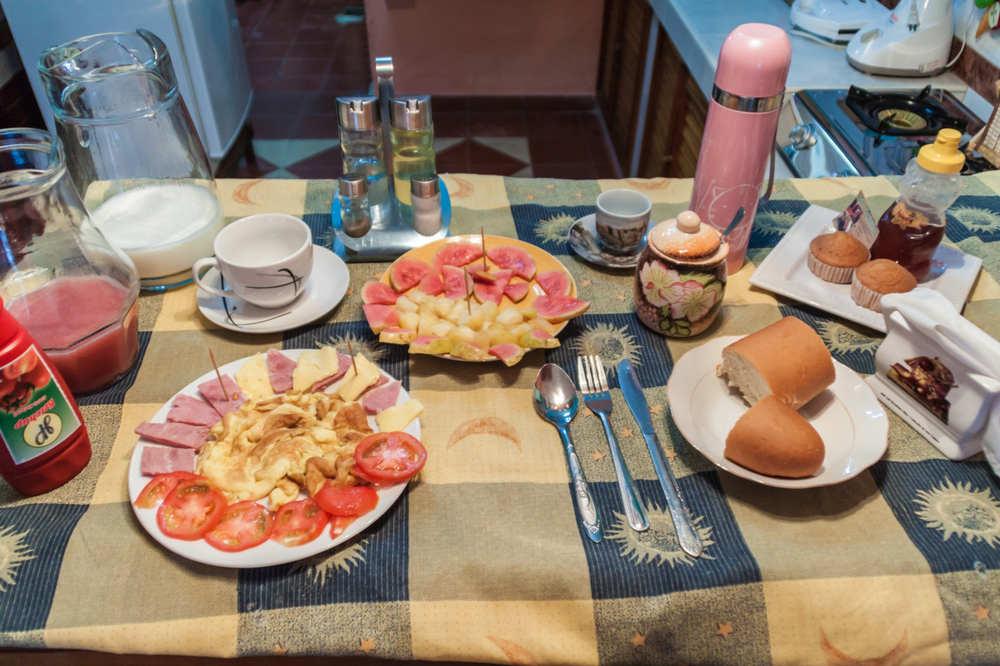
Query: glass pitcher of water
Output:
[[38, 29, 224, 290], [0, 129, 140, 395]]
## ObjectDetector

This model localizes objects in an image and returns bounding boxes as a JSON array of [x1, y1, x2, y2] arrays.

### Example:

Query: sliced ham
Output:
[[361, 380, 401, 415], [359, 374, 390, 397], [168, 394, 221, 427], [140, 445, 196, 476], [198, 375, 246, 415], [135, 422, 210, 450], [266, 348, 296, 393], [311, 353, 354, 392]]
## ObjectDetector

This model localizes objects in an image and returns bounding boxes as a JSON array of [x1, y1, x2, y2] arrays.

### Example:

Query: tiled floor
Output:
[[234, 0, 621, 181]]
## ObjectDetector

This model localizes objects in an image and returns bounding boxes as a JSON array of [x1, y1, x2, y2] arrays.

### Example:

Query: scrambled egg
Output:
[[197, 391, 372, 509]]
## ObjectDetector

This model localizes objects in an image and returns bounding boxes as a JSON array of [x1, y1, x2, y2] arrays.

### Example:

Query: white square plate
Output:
[[749, 205, 982, 333]]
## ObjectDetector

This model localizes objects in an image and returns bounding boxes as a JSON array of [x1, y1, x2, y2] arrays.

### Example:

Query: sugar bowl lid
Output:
[[648, 211, 723, 261]]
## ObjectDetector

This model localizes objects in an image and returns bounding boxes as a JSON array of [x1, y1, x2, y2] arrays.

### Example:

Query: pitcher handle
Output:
[[759, 127, 779, 205]]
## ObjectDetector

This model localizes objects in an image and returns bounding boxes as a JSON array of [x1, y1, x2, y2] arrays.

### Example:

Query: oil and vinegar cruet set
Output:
[[331, 56, 450, 261]]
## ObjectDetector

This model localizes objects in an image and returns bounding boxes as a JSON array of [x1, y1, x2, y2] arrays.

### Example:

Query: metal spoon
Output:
[[533, 363, 602, 543], [720, 206, 746, 243]]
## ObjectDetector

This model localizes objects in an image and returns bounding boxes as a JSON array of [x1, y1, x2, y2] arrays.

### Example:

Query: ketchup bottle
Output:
[[0, 298, 90, 495]]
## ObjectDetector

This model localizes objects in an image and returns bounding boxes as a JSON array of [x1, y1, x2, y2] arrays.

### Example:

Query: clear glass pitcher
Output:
[[38, 29, 224, 290], [0, 129, 140, 395]]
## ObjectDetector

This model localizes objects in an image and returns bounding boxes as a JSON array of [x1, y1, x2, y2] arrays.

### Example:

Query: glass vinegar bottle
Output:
[[390, 96, 436, 214]]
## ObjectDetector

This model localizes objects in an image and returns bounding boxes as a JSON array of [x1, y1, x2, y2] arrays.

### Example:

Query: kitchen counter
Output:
[[649, 0, 968, 99]]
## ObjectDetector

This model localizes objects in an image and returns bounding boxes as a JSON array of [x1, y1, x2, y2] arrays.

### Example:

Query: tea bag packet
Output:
[[866, 288, 1000, 470]]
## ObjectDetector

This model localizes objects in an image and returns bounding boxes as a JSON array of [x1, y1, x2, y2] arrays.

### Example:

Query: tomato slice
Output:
[[314, 483, 379, 517], [271, 499, 328, 547], [330, 515, 357, 539], [204, 501, 273, 552], [156, 478, 227, 540], [354, 432, 427, 483], [135, 472, 202, 509]]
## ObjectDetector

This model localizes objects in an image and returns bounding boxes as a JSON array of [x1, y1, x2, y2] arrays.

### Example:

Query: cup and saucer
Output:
[[194, 213, 350, 333], [568, 189, 654, 269]]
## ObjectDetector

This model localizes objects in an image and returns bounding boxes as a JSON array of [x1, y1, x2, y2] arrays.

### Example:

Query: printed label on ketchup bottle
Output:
[[0, 346, 81, 464]]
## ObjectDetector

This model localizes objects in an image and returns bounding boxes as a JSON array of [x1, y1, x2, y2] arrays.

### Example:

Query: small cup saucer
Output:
[[567, 214, 653, 269], [196, 245, 349, 334]]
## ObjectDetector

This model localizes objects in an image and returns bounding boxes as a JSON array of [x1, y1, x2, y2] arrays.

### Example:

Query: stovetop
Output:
[[778, 86, 990, 179]]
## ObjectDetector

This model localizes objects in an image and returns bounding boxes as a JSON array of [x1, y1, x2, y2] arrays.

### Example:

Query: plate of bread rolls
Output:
[[667, 317, 888, 488]]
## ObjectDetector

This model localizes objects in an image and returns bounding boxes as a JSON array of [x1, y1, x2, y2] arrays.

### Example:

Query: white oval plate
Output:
[[667, 335, 888, 489], [197, 245, 349, 334], [128, 349, 417, 568]]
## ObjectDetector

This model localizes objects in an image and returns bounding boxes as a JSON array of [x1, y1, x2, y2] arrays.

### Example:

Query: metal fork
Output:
[[578, 355, 649, 532]]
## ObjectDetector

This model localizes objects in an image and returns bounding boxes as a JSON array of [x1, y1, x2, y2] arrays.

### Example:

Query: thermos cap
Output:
[[338, 173, 368, 198], [714, 24, 791, 100], [391, 96, 432, 130], [337, 97, 380, 131], [410, 174, 440, 197]]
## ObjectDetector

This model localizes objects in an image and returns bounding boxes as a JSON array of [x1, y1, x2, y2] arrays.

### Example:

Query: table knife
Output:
[[618, 359, 703, 558]]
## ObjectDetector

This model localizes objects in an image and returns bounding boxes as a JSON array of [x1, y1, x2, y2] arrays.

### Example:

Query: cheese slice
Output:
[[337, 353, 382, 402], [234, 353, 273, 400], [292, 346, 340, 392], [376, 399, 424, 433]]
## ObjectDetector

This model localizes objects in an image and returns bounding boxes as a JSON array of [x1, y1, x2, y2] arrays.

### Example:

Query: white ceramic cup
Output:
[[595, 189, 652, 254], [192, 214, 313, 309]]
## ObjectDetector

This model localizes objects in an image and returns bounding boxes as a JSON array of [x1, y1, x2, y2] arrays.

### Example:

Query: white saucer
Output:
[[567, 214, 655, 269], [196, 245, 349, 333], [667, 335, 889, 489]]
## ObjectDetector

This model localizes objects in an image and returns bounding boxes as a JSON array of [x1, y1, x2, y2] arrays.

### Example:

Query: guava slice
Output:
[[473, 269, 512, 306], [361, 280, 398, 305], [442, 265, 474, 300], [362, 304, 399, 333], [409, 336, 454, 355], [418, 273, 445, 296], [488, 343, 526, 367], [532, 295, 590, 323], [390, 258, 430, 292], [431, 241, 484, 275], [450, 341, 490, 361], [379, 328, 417, 344], [487, 245, 537, 280], [504, 281, 530, 303], [520, 329, 560, 349], [535, 270, 571, 297]]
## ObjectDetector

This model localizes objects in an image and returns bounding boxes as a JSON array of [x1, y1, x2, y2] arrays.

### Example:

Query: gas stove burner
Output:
[[845, 85, 968, 137]]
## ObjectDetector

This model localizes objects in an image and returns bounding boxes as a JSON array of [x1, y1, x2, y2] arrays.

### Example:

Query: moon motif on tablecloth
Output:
[[914, 478, 1000, 547], [448, 417, 521, 451], [819, 628, 907, 666], [486, 636, 538, 665], [232, 179, 263, 206]]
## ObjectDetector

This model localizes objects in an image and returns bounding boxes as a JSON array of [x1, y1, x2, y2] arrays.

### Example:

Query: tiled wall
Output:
[[0, 5, 45, 130]]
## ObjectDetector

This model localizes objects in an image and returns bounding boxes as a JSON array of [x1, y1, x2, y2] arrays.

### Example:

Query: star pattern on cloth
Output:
[[525, 194, 535, 200], [664, 449, 678, 460], [359, 638, 377, 654], [581, 279, 593, 287], [575, 192, 583, 198], [592, 450, 606, 461], [975, 604, 991, 621], [346, 288, 354, 296], [649, 404, 662, 414], [582, 407, 595, 418], [622, 428, 634, 438], [273, 643, 288, 655], [546, 184, 555, 189], [616, 294, 626, 301], [374, 272, 382, 280], [716, 622, 734, 639], [630, 631, 646, 647]]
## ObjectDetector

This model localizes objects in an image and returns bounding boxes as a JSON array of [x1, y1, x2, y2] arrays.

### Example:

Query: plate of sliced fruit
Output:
[[361, 235, 590, 366], [128, 347, 424, 568]]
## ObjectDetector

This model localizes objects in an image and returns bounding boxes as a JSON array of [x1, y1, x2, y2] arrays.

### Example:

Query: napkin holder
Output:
[[866, 288, 1000, 465]]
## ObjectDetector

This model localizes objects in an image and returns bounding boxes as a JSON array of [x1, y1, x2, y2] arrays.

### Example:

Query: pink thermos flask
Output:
[[689, 24, 792, 274]]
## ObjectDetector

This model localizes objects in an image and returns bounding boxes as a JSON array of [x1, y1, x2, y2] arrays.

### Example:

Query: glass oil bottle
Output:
[[390, 96, 436, 215], [337, 97, 389, 209]]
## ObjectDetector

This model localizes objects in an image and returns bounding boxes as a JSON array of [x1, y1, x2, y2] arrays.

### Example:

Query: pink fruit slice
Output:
[[431, 242, 484, 275], [362, 304, 399, 333], [474, 269, 511, 306], [442, 265, 474, 300], [488, 343, 526, 367], [533, 295, 590, 323], [487, 246, 537, 280], [419, 273, 445, 296], [535, 270, 571, 297], [379, 327, 417, 344], [504, 281, 530, 302], [520, 329, 560, 349], [467, 268, 497, 283], [361, 280, 398, 305], [389, 257, 430, 292], [409, 336, 454, 355]]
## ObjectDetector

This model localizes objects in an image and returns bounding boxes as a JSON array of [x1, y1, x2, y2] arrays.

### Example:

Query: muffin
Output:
[[851, 259, 917, 313], [808, 231, 869, 283]]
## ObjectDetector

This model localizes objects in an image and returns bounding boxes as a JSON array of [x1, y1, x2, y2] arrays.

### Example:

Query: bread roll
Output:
[[717, 316, 835, 410], [724, 396, 825, 478]]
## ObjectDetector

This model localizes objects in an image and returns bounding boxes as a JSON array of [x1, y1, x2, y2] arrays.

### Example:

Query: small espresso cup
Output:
[[192, 214, 313, 309], [595, 189, 652, 254]]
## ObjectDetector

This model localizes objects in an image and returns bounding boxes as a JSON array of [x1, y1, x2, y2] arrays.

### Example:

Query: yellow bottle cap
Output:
[[916, 128, 965, 174]]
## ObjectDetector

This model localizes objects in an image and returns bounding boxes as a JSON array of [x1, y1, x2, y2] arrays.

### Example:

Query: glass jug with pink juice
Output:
[[0, 129, 139, 395]]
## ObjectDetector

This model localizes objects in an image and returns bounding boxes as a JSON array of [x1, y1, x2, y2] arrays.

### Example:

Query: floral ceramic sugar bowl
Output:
[[634, 210, 728, 337]]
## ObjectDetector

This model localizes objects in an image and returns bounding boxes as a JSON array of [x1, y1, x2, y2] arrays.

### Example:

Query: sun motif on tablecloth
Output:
[[0, 525, 34, 591], [753, 211, 798, 235], [914, 478, 1000, 547], [321, 333, 384, 361], [572, 323, 641, 377], [537, 214, 577, 244], [949, 206, 1000, 233], [816, 320, 880, 354], [289, 537, 368, 584], [607, 507, 714, 567]]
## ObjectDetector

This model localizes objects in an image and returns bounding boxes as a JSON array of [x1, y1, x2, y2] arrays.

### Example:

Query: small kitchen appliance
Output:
[[790, 0, 889, 44], [846, 0, 954, 77]]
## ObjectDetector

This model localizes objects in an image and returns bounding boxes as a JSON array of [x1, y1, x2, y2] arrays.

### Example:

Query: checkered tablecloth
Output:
[[0, 174, 998, 664]]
